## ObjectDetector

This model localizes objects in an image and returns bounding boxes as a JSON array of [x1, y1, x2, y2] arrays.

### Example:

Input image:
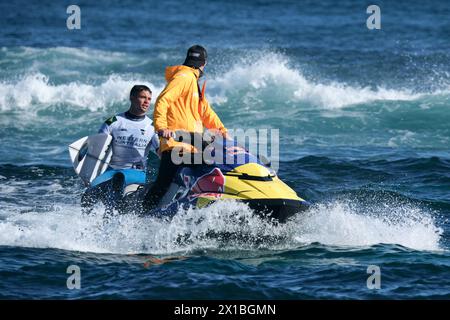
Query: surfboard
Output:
[[68, 133, 113, 186]]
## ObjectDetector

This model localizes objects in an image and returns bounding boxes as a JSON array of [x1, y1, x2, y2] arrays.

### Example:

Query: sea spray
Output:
[[0, 197, 442, 254]]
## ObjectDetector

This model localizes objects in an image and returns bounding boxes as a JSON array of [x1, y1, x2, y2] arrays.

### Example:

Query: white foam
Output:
[[292, 201, 443, 251], [0, 201, 276, 254], [387, 130, 417, 147], [1, 50, 447, 112], [206, 52, 433, 109], [0, 73, 164, 111], [0, 185, 16, 194], [0, 197, 443, 254]]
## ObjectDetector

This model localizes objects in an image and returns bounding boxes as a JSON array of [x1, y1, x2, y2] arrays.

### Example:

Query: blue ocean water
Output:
[[0, 0, 449, 299]]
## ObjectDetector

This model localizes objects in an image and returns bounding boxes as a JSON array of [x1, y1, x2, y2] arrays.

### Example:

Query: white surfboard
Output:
[[68, 133, 113, 186]]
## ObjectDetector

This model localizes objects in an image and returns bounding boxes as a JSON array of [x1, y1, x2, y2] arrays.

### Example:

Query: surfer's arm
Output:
[[98, 123, 111, 134], [149, 132, 160, 156]]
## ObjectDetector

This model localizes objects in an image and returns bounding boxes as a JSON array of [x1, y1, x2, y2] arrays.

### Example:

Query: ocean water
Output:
[[0, 0, 449, 299]]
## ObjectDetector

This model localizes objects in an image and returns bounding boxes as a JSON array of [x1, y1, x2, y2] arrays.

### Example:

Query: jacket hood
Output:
[[165, 65, 200, 82]]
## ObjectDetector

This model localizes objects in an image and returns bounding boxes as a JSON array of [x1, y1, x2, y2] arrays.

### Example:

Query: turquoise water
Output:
[[0, 0, 449, 299]]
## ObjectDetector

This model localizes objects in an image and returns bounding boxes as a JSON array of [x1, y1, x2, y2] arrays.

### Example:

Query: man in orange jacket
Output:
[[142, 45, 228, 210]]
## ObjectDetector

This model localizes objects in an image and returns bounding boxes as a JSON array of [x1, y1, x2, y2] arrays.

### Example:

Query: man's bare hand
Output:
[[158, 129, 174, 139], [209, 128, 230, 140]]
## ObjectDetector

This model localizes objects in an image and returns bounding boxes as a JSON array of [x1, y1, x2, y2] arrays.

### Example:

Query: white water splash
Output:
[[0, 73, 164, 111], [1, 49, 448, 112], [207, 52, 436, 108], [0, 198, 443, 254], [292, 201, 443, 251]]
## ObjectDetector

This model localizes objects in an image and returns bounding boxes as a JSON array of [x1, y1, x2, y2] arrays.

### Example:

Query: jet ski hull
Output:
[[244, 198, 310, 223]]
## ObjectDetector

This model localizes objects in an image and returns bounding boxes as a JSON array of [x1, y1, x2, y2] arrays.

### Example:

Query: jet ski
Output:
[[134, 131, 310, 223], [80, 168, 147, 215], [71, 132, 310, 223]]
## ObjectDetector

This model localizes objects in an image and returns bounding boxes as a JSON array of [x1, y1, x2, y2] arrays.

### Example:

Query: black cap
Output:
[[183, 45, 207, 68]]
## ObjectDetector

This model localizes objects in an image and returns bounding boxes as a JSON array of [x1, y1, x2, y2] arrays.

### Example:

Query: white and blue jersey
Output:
[[99, 112, 159, 170]]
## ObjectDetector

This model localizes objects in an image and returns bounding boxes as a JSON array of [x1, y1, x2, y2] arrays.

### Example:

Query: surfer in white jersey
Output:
[[81, 85, 160, 214], [99, 87, 160, 171]]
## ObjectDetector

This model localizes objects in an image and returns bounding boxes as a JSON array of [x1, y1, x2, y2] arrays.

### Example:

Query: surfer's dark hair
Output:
[[130, 85, 152, 98]]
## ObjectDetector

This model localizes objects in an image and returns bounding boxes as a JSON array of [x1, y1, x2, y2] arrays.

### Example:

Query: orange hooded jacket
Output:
[[153, 65, 227, 153]]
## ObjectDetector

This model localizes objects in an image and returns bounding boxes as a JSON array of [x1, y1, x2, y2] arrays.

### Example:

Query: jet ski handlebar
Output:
[[162, 130, 223, 148]]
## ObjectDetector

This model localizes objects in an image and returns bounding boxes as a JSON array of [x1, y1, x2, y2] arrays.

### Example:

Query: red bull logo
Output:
[[190, 168, 225, 198]]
